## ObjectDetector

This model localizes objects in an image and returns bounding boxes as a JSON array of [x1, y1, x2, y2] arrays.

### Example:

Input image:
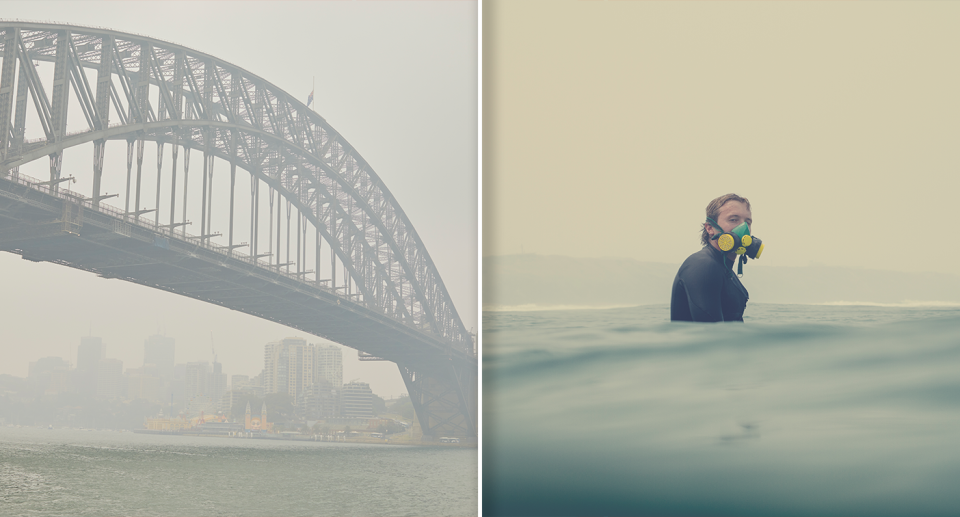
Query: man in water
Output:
[[670, 193, 752, 322]]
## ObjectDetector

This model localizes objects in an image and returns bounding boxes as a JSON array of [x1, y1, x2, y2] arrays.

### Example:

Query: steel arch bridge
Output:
[[0, 21, 476, 439]]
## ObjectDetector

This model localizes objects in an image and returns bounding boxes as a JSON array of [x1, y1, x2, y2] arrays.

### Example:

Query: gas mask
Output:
[[706, 218, 765, 275]]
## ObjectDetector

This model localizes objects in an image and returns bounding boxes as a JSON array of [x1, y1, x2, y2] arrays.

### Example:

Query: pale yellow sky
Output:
[[483, 1, 960, 277]]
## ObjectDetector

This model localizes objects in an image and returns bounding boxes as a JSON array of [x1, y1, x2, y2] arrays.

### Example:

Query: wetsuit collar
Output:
[[704, 245, 734, 269], [704, 244, 738, 277]]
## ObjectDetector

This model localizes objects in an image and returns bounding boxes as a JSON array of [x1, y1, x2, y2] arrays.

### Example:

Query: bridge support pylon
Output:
[[399, 358, 477, 441]]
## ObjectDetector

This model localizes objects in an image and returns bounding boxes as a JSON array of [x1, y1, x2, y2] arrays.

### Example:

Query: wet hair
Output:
[[701, 193, 751, 246]]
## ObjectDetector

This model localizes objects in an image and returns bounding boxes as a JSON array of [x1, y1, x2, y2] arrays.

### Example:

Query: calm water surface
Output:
[[484, 303, 960, 516], [0, 427, 476, 516]]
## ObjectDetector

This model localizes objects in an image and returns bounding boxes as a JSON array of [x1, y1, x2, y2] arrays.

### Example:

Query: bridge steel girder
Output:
[[0, 22, 475, 438], [3, 120, 412, 323], [0, 23, 469, 349], [0, 176, 476, 404]]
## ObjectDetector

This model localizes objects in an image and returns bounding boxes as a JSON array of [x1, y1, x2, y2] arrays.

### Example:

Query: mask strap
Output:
[[737, 255, 745, 277], [706, 217, 724, 240]]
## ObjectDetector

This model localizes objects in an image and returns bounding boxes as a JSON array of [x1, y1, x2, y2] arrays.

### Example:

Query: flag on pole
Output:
[[307, 90, 314, 107]]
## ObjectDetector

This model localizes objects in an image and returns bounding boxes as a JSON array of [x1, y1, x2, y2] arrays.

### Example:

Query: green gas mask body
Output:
[[706, 217, 765, 275]]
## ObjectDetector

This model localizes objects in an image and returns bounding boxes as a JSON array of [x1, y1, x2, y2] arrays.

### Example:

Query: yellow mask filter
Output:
[[717, 233, 736, 252]]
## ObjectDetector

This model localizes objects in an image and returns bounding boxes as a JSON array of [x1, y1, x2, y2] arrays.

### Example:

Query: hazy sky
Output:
[[0, 1, 478, 398], [484, 1, 960, 278]]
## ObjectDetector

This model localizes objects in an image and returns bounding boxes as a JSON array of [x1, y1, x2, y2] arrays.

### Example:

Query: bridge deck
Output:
[[0, 174, 474, 372]]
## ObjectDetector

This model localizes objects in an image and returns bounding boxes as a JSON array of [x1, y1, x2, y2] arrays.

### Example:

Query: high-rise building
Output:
[[341, 381, 374, 419], [235, 372, 266, 398], [76, 337, 105, 397], [208, 361, 227, 406], [28, 356, 71, 378], [126, 366, 162, 402], [263, 337, 315, 403], [171, 363, 186, 407], [231, 375, 250, 390], [48, 369, 72, 395], [144, 335, 175, 379], [77, 336, 104, 372], [182, 362, 209, 403], [219, 389, 241, 414], [315, 344, 343, 389], [97, 358, 123, 399], [175, 361, 227, 412], [28, 357, 72, 395], [301, 379, 340, 419]]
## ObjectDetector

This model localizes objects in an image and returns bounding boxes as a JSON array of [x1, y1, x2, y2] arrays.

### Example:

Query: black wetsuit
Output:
[[670, 245, 749, 322]]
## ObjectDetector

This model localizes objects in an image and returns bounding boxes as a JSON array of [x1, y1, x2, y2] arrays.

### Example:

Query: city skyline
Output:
[[12, 331, 401, 432], [0, 258, 414, 398], [17, 332, 401, 401]]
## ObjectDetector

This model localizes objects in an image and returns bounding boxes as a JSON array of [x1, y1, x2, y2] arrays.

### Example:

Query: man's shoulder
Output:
[[679, 246, 717, 269], [676, 246, 725, 280]]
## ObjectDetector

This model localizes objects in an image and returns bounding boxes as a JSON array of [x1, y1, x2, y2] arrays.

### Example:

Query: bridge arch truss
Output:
[[0, 21, 471, 352]]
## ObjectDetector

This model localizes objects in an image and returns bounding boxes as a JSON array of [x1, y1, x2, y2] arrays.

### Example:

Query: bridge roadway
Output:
[[0, 172, 477, 438]]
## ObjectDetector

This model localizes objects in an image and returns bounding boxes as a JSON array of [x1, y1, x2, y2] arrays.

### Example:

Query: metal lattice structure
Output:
[[0, 22, 476, 439]]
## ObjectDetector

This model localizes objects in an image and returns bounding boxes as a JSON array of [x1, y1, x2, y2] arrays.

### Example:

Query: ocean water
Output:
[[483, 303, 960, 516], [0, 428, 477, 516]]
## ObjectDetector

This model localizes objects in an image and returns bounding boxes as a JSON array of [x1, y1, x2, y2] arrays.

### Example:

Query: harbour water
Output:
[[0, 426, 476, 516], [483, 303, 960, 516]]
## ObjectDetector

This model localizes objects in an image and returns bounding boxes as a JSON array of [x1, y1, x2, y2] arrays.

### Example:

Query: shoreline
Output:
[[132, 428, 475, 447]]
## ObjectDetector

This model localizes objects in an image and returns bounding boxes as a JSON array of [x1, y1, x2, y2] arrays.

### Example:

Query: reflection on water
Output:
[[484, 304, 960, 516]]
